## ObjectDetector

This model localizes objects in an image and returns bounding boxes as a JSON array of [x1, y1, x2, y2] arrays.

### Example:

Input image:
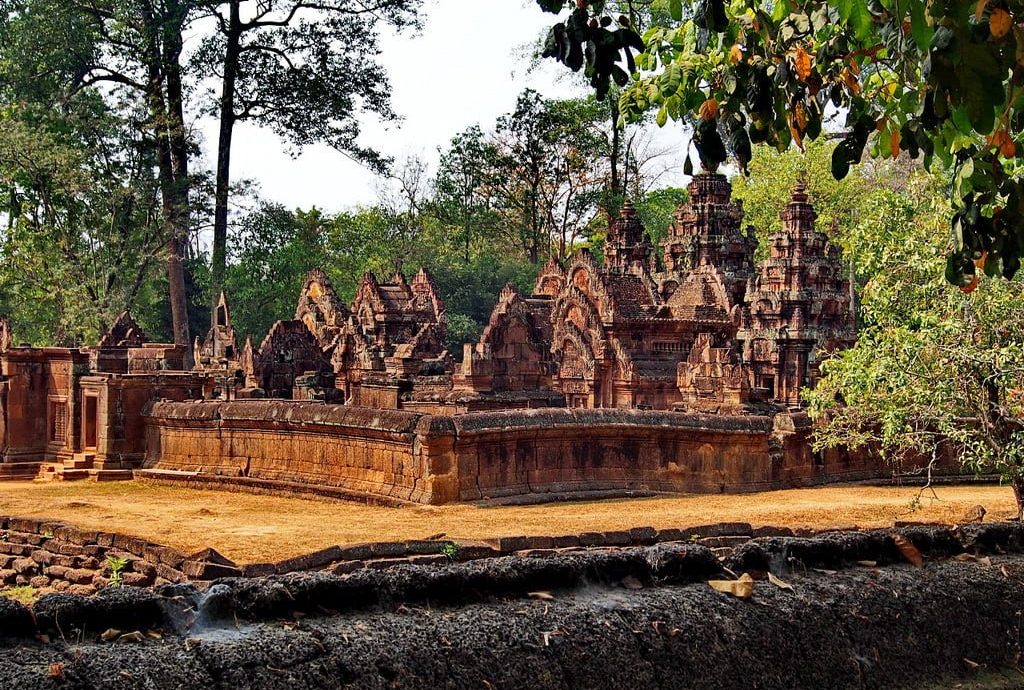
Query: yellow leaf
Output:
[[729, 44, 744, 64], [847, 59, 861, 76], [708, 574, 755, 599], [794, 46, 812, 81], [890, 127, 901, 159], [991, 7, 1013, 38], [699, 98, 719, 121]]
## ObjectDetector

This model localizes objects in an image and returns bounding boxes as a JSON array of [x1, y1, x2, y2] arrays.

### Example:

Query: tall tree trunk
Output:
[[142, 0, 191, 363], [210, 0, 241, 318], [162, 0, 193, 368]]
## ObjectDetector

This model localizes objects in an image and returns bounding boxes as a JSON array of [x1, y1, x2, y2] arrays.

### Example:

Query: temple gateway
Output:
[[0, 174, 889, 503]]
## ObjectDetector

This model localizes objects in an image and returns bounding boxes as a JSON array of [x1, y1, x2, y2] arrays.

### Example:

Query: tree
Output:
[[0, 0, 195, 360], [0, 100, 169, 344], [486, 91, 610, 262], [432, 127, 501, 263], [534, 0, 1024, 288], [192, 0, 421, 314], [805, 168, 1024, 517], [224, 202, 330, 340]]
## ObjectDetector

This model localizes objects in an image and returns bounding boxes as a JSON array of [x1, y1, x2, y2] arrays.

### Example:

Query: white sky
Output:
[[196, 0, 600, 213]]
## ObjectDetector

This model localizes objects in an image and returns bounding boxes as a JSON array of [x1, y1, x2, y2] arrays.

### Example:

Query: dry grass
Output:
[[0, 481, 1015, 565]]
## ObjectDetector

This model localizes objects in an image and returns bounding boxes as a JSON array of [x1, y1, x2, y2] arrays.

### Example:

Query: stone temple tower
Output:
[[661, 172, 758, 307], [738, 183, 856, 407], [603, 199, 653, 275]]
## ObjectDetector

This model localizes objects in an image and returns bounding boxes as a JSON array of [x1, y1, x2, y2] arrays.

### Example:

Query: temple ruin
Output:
[[0, 173, 878, 503]]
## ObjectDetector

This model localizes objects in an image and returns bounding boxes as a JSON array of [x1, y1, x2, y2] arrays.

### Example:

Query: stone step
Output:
[[54, 468, 91, 481], [33, 463, 61, 483], [88, 469, 133, 482]]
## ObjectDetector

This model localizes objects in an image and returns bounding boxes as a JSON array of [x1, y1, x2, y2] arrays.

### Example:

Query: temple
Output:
[[0, 173, 871, 502], [452, 173, 854, 413]]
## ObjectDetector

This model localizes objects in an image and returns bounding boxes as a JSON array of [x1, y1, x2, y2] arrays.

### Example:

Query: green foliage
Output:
[[439, 541, 460, 561], [806, 167, 1024, 511], [105, 555, 129, 588], [0, 585, 38, 605], [535, 0, 1024, 285], [0, 101, 168, 345]]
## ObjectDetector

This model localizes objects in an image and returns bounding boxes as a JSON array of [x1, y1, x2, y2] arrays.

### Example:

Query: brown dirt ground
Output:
[[0, 481, 1015, 564]]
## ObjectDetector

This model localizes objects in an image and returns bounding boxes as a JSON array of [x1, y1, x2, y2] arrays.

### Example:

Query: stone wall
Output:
[[142, 401, 890, 505], [143, 401, 458, 504], [0, 516, 239, 595]]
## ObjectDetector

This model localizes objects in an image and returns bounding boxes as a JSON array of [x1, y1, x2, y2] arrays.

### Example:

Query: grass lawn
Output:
[[0, 480, 1015, 565]]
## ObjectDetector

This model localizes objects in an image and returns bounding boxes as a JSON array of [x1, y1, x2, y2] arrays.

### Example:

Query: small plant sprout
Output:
[[106, 555, 129, 588], [440, 541, 460, 561]]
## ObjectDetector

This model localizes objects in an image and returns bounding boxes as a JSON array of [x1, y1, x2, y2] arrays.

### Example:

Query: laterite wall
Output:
[[142, 402, 886, 505]]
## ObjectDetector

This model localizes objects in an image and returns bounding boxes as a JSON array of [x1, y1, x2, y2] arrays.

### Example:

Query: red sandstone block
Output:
[[54, 525, 99, 545], [578, 532, 609, 547], [241, 563, 277, 578], [143, 545, 186, 569], [122, 571, 153, 587], [112, 534, 149, 556], [0, 543, 31, 556], [182, 560, 243, 580], [44, 565, 70, 579], [154, 563, 185, 583], [65, 568, 95, 585], [12, 558, 37, 575], [30, 550, 54, 566], [0, 569, 17, 585], [485, 536, 555, 553], [550, 535, 581, 549], [8, 517, 45, 534], [599, 531, 633, 547], [53, 541, 86, 557]]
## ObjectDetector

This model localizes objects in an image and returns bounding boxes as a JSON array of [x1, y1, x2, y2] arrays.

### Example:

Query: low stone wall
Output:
[[0, 516, 240, 595], [142, 401, 888, 505], [143, 401, 456, 504]]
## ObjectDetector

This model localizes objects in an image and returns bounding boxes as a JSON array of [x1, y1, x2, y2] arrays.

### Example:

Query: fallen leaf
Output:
[[708, 573, 755, 599], [768, 572, 794, 591], [954, 553, 980, 563], [892, 534, 924, 567], [855, 560, 878, 568], [729, 44, 744, 64], [528, 591, 555, 601], [101, 628, 122, 642], [964, 657, 981, 669], [118, 631, 146, 644], [47, 663, 64, 678]]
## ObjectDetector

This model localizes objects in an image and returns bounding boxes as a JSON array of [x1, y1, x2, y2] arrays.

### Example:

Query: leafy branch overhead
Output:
[[536, 0, 1024, 286], [540, 0, 645, 101]]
